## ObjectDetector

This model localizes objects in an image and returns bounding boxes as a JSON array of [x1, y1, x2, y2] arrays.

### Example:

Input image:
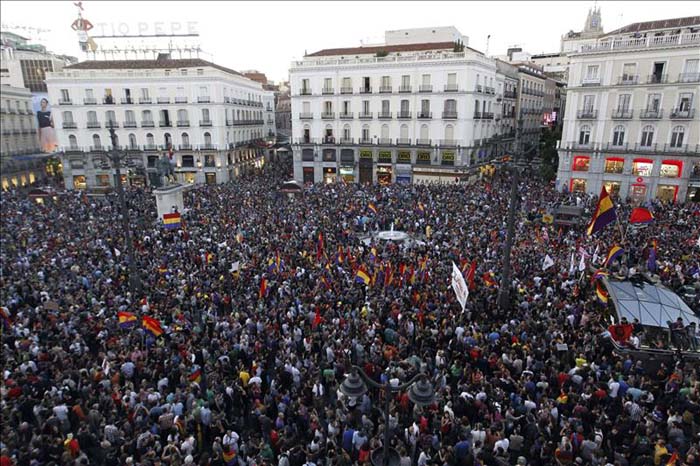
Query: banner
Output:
[[451, 262, 469, 312], [542, 254, 554, 271]]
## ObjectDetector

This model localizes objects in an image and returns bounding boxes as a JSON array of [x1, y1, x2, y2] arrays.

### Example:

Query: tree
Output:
[[539, 126, 561, 181]]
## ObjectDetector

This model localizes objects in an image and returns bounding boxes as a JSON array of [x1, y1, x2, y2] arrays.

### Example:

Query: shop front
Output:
[[303, 166, 315, 184], [416, 151, 432, 166], [340, 149, 355, 182], [656, 184, 678, 203], [687, 182, 700, 202], [395, 164, 412, 184], [377, 165, 392, 185], [629, 183, 647, 203], [359, 149, 373, 185], [323, 167, 337, 183], [413, 168, 461, 184], [205, 172, 217, 185], [339, 166, 355, 182], [602, 180, 621, 198], [441, 150, 455, 166]]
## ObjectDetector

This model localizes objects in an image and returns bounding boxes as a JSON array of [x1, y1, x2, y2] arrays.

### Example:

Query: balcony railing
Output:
[[503, 91, 516, 99], [143, 144, 158, 151], [121, 98, 134, 104], [440, 139, 457, 147], [90, 145, 105, 152], [321, 112, 335, 119], [378, 138, 392, 145], [200, 144, 217, 150], [416, 139, 431, 146], [139, 98, 152, 104], [670, 108, 695, 119], [419, 85, 433, 92], [340, 87, 353, 94], [482, 112, 494, 120], [611, 109, 633, 119], [322, 137, 336, 145], [339, 112, 354, 119], [397, 112, 412, 119], [106, 120, 119, 128], [358, 112, 373, 119], [180, 144, 193, 150], [226, 119, 234, 126], [617, 75, 639, 85], [58, 99, 72, 105], [473, 112, 481, 120], [442, 111, 458, 119], [86, 121, 101, 128], [296, 138, 317, 145], [475, 85, 483, 93], [157, 97, 171, 104], [399, 85, 412, 93], [123, 121, 138, 128], [299, 89, 312, 96], [484, 86, 495, 94], [159, 121, 172, 127], [197, 96, 211, 103], [396, 138, 411, 146], [299, 113, 314, 119], [379, 86, 393, 93], [639, 109, 663, 119], [177, 120, 190, 127], [647, 74, 668, 84], [83, 98, 97, 105], [199, 120, 213, 126], [678, 72, 700, 83], [62, 122, 77, 129], [321, 88, 334, 95], [339, 138, 354, 144], [444, 84, 459, 92], [576, 109, 598, 119], [358, 138, 373, 145], [141, 121, 155, 127], [378, 112, 392, 119], [581, 78, 601, 86], [175, 97, 188, 103], [359, 87, 372, 94], [417, 112, 432, 119]]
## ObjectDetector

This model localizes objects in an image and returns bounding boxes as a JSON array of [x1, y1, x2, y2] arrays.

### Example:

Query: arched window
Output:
[[142, 110, 152, 122], [670, 126, 685, 148], [146, 133, 154, 146], [128, 133, 137, 149], [640, 125, 654, 147], [178, 109, 188, 123], [62, 111, 74, 123], [444, 124, 454, 141], [204, 132, 212, 146], [444, 99, 456, 113], [342, 124, 351, 140], [181, 132, 190, 147], [420, 124, 429, 140], [578, 125, 591, 145], [381, 124, 390, 139], [362, 124, 370, 142], [92, 134, 101, 149], [400, 124, 409, 140], [164, 133, 172, 148], [68, 134, 78, 148], [612, 125, 625, 146]]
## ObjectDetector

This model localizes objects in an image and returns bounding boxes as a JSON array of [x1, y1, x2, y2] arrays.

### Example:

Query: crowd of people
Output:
[[1, 159, 699, 466]]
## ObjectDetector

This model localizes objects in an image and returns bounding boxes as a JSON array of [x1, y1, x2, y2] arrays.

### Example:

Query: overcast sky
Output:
[[1, 1, 697, 83]]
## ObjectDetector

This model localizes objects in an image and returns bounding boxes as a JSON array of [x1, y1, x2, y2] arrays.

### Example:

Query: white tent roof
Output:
[[604, 278, 699, 327]]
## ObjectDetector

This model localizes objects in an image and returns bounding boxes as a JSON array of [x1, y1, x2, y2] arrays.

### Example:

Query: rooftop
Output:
[[305, 41, 482, 57], [65, 57, 243, 77], [603, 15, 700, 37]]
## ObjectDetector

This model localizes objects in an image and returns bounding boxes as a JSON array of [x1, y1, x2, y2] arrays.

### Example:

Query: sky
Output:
[[1, 1, 697, 83]]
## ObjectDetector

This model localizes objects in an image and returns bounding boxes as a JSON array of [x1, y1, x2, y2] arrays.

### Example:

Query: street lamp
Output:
[[340, 366, 436, 466], [107, 122, 142, 297]]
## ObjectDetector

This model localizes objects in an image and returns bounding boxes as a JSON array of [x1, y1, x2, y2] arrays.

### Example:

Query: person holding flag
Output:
[[587, 186, 617, 235]]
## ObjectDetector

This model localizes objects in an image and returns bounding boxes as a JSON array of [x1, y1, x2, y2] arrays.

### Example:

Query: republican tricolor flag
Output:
[[629, 207, 654, 224], [586, 186, 617, 235], [163, 212, 182, 230], [142, 316, 164, 337], [118, 311, 138, 329]]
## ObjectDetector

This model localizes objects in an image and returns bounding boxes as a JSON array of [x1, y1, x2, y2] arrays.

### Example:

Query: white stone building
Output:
[[557, 16, 700, 203], [289, 27, 505, 185], [46, 56, 276, 190]]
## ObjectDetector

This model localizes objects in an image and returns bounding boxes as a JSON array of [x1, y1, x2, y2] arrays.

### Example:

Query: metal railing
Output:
[[139, 98, 152, 104], [399, 85, 412, 93], [175, 97, 188, 103], [670, 108, 695, 119], [377, 138, 392, 145], [378, 112, 392, 119], [442, 111, 458, 119], [339, 138, 354, 144], [379, 86, 393, 93], [62, 122, 77, 129], [197, 96, 211, 103], [617, 75, 638, 85], [417, 112, 432, 119], [340, 87, 353, 94], [577, 109, 598, 119], [141, 121, 155, 127], [321, 112, 335, 119], [611, 109, 633, 119], [84, 98, 97, 105], [678, 72, 700, 83], [339, 112, 354, 119], [157, 97, 170, 104], [359, 87, 373, 94], [121, 98, 134, 104], [416, 139, 431, 146], [639, 109, 663, 119], [440, 139, 457, 147], [159, 121, 172, 127], [177, 120, 190, 127], [299, 113, 314, 119], [647, 74, 668, 84], [179, 144, 193, 150], [358, 138, 373, 145], [419, 85, 433, 92], [199, 120, 213, 126], [299, 89, 312, 96], [396, 138, 411, 146], [358, 112, 373, 119], [444, 84, 459, 92], [482, 112, 494, 120], [123, 121, 138, 128], [58, 99, 72, 105], [86, 121, 101, 128], [397, 112, 412, 119], [322, 88, 334, 95]]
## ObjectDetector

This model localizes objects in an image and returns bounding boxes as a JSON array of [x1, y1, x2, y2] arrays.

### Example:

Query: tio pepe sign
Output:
[[94, 21, 199, 36]]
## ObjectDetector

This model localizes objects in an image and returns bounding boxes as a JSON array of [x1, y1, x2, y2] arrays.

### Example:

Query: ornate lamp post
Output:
[[339, 366, 436, 466]]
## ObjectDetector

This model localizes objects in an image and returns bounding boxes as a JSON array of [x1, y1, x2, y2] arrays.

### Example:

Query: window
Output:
[[380, 124, 389, 139], [400, 124, 408, 139], [68, 135, 78, 148], [632, 159, 653, 176], [646, 94, 661, 112], [586, 65, 599, 79], [302, 102, 311, 113], [301, 79, 310, 92], [181, 133, 190, 147], [444, 124, 454, 141], [202, 108, 210, 122], [572, 156, 590, 172], [604, 158, 624, 174], [362, 77, 370, 91], [342, 77, 351, 89], [660, 160, 682, 178], [343, 125, 351, 140], [571, 179, 587, 193], [61, 89, 70, 101], [603, 181, 620, 197], [381, 76, 390, 88], [105, 110, 116, 125], [342, 101, 350, 114], [362, 101, 370, 114], [125, 110, 135, 123], [85, 89, 94, 99], [678, 93, 693, 112], [617, 94, 631, 111], [92, 134, 101, 148], [324, 101, 333, 113], [447, 73, 457, 85], [684, 58, 699, 75], [146, 133, 154, 146], [182, 155, 194, 167], [204, 132, 212, 146], [177, 86, 185, 97], [142, 110, 153, 122], [199, 86, 209, 97], [444, 99, 456, 113], [622, 63, 636, 81], [128, 134, 137, 149], [62, 111, 74, 123], [420, 124, 429, 140], [141, 88, 149, 98], [181, 69, 187, 76], [400, 100, 409, 113], [420, 99, 430, 115], [401, 75, 410, 88], [421, 74, 431, 85], [640, 125, 654, 147], [670, 126, 685, 148], [362, 125, 370, 141], [87, 110, 97, 123], [582, 95, 595, 112], [324, 78, 332, 90], [578, 125, 591, 145], [612, 125, 625, 146], [474, 99, 480, 115], [381, 100, 390, 114]]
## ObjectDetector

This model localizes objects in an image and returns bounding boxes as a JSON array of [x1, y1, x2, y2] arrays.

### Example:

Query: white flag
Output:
[[230, 261, 241, 273], [114, 248, 121, 257], [569, 252, 575, 274], [451, 262, 469, 312], [543, 255, 554, 271], [592, 245, 599, 266], [578, 253, 586, 272]]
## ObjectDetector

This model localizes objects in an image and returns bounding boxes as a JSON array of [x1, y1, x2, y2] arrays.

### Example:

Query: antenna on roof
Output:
[[485, 35, 491, 56]]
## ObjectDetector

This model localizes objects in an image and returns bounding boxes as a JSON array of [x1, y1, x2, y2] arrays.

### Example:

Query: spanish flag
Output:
[[629, 207, 654, 224], [604, 245, 624, 268], [163, 212, 182, 230], [586, 186, 617, 235], [118, 311, 137, 329], [482, 271, 498, 288], [368, 202, 378, 215], [595, 280, 609, 304], [142, 316, 164, 337], [355, 267, 371, 285], [259, 277, 268, 299]]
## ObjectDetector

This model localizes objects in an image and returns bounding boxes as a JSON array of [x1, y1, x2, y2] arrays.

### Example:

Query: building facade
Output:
[[0, 85, 47, 190], [289, 27, 506, 185], [46, 57, 276, 190], [514, 63, 546, 150], [495, 60, 518, 148], [557, 16, 700, 203]]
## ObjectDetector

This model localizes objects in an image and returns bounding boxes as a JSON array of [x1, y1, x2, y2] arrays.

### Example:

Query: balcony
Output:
[[180, 144, 193, 150], [90, 145, 105, 152], [104, 120, 119, 128], [120, 98, 134, 104], [157, 97, 171, 104], [177, 120, 190, 127], [378, 112, 392, 119], [226, 119, 234, 126], [266, 118, 274, 124], [378, 138, 393, 145], [358, 112, 373, 119], [440, 139, 457, 147], [84, 98, 97, 105], [321, 112, 335, 119], [159, 121, 172, 127], [617, 75, 639, 85], [611, 109, 633, 119], [86, 121, 101, 128], [475, 85, 483, 93], [299, 113, 314, 120], [647, 74, 668, 84], [576, 109, 598, 119], [175, 97, 188, 103], [141, 121, 155, 128], [296, 138, 317, 145], [299, 89, 312, 96], [58, 99, 72, 105], [416, 139, 431, 146], [197, 96, 211, 103], [678, 72, 700, 83], [139, 98, 152, 104], [503, 91, 516, 99], [199, 144, 217, 150], [358, 138, 373, 145], [339, 112, 354, 119], [482, 112, 494, 120], [340, 87, 353, 94], [473, 112, 482, 120], [143, 144, 158, 151], [581, 77, 601, 87], [444, 84, 459, 92], [670, 108, 695, 119], [397, 112, 412, 119], [62, 122, 77, 129], [379, 86, 393, 93], [322, 137, 336, 145], [199, 120, 213, 127], [396, 138, 411, 146], [359, 87, 372, 94], [339, 138, 354, 144], [123, 121, 138, 128], [417, 112, 432, 119], [484, 86, 495, 94], [639, 109, 663, 119], [399, 85, 412, 93], [442, 111, 458, 119], [320, 87, 334, 95], [419, 85, 433, 92]]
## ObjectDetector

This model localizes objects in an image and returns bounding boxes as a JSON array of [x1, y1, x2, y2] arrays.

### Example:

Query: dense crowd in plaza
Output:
[[1, 159, 700, 466]]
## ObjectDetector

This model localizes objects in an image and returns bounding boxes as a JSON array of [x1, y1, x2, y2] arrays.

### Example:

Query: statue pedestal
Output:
[[153, 184, 186, 220]]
